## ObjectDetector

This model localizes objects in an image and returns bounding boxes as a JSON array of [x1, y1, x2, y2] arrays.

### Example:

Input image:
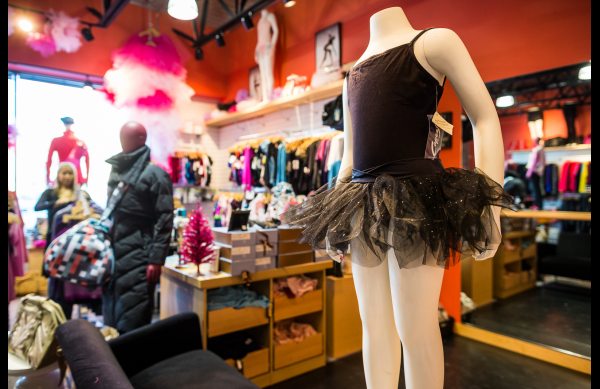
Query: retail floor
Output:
[[8, 335, 590, 389], [270, 336, 591, 389], [465, 282, 591, 357], [9, 301, 591, 389]]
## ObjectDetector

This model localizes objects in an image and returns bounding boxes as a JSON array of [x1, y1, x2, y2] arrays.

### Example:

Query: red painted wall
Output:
[[437, 85, 463, 322], [221, 0, 590, 101]]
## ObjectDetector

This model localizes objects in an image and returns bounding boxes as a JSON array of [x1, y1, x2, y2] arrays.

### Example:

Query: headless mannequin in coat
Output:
[[120, 122, 162, 284], [338, 7, 504, 389]]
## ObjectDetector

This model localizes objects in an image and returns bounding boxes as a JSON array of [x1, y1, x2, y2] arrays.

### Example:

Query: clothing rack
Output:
[[230, 126, 337, 154], [173, 149, 209, 159]]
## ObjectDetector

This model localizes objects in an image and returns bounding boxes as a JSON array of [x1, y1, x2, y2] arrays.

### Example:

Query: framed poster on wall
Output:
[[315, 23, 341, 73]]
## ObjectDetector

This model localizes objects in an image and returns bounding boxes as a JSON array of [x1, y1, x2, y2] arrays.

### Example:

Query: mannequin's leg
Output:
[[388, 255, 445, 389], [351, 239, 401, 389]]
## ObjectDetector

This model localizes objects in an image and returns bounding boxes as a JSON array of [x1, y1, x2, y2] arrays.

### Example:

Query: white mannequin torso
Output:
[[353, 7, 444, 86]]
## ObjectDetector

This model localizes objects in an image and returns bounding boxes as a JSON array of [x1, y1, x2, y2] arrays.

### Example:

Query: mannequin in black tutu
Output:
[[282, 6, 514, 389]]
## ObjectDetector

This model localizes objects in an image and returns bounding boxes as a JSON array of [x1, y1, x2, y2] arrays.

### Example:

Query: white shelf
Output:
[[509, 144, 590, 165], [204, 79, 344, 128]]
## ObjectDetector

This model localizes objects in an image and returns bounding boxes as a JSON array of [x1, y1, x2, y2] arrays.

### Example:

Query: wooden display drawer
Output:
[[274, 332, 323, 369], [225, 348, 269, 378], [502, 272, 521, 290], [499, 247, 521, 263], [274, 289, 323, 321], [208, 306, 269, 337], [521, 243, 536, 259]]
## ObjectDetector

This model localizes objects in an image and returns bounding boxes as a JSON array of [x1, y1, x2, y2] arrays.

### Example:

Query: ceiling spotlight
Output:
[[578, 64, 591, 80], [215, 33, 225, 47], [194, 46, 204, 60], [495, 95, 515, 108], [168, 0, 199, 21], [81, 27, 94, 41], [241, 12, 254, 30], [283, 0, 297, 7], [17, 18, 34, 33]]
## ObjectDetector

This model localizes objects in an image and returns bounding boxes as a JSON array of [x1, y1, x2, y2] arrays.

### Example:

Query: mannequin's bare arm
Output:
[[419, 28, 504, 186], [337, 76, 354, 183], [420, 28, 504, 257], [268, 14, 279, 48]]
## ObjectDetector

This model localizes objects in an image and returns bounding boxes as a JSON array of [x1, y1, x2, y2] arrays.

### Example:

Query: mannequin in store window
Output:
[[526, 137, 546, 209], [103, 121, 174, 333], [255, 9, 279, 102], [46, 117, 90, 186], [282, 6, 514, 389]]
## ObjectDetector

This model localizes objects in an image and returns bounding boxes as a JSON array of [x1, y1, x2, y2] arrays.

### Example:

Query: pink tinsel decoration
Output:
[[136, 90, 173, 110], [112, 34, 186, 77], [180, 208, 214, 275], [26, 32, 56, 57]]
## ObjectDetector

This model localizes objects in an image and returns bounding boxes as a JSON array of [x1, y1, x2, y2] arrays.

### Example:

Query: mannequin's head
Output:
[[61, 117, 75, 134], [120, 121, 147, 153]]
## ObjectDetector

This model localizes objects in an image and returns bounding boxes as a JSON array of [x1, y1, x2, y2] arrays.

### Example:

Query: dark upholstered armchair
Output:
[[55, 312, 258, 389]]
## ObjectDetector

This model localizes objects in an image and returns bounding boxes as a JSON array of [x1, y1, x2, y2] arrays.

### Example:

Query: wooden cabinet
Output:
[[326, 275, 362, 360], [493, 230, 537, 299], [461, 257, 494, 307], [160, 259, 331, 388]]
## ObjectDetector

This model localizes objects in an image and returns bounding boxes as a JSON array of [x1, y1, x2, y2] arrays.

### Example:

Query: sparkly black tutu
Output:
[[281, 168, 517, 269]]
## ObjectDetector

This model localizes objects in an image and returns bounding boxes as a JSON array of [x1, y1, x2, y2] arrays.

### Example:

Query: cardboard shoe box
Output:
[[254, 228, 279, 257], [277, 251, 314, 267], [314, 249, 331, 262], [219, 257, 256, 276], [212, 227, 255, 247], [255, 255, 277, 271]]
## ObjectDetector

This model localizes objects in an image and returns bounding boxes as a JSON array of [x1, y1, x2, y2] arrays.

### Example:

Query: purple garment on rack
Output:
[[242, 146, 254, 191], [8, 222, 27, 303]]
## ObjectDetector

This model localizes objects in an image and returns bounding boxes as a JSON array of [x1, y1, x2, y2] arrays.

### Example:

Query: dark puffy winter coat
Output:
[[103, 146, 173, 333]]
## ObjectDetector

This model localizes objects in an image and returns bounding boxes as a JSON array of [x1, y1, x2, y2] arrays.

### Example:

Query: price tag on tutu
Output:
[[432, 112, 453, 135]]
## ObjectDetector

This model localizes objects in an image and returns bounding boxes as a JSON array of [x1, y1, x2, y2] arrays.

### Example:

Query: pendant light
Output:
[[168, 0, 199, 21]]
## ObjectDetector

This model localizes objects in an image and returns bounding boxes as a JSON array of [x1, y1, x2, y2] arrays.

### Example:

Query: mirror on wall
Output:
[[460, 62, 591, 360]]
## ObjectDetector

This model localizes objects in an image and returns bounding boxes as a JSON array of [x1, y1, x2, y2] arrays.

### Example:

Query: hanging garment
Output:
[[558, 161, 572, 193], [281, 28, 515, 268], [578, 162, 589, 193], [276, 142, 287, 184]]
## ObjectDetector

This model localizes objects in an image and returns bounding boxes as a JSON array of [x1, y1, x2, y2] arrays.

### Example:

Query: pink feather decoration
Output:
[[26, 32, 56, 57], [136, 90, 173, 110], [112, 34, 186, 77], [47, 10, 82, 53]]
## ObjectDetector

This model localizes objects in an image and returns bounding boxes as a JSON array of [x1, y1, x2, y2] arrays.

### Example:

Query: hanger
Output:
[[139, 6, 160, 46]]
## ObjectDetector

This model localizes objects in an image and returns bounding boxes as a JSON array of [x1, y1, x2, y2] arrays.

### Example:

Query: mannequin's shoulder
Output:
[[422, 28, 473, 70], [423, 28, 465, 54]]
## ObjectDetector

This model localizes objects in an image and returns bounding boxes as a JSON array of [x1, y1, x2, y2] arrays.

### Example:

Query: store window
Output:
[[9, 72, 128, 239]]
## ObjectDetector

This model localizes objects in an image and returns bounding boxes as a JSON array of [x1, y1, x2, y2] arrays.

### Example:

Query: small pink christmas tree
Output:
[[180, 207, 214, 275]]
